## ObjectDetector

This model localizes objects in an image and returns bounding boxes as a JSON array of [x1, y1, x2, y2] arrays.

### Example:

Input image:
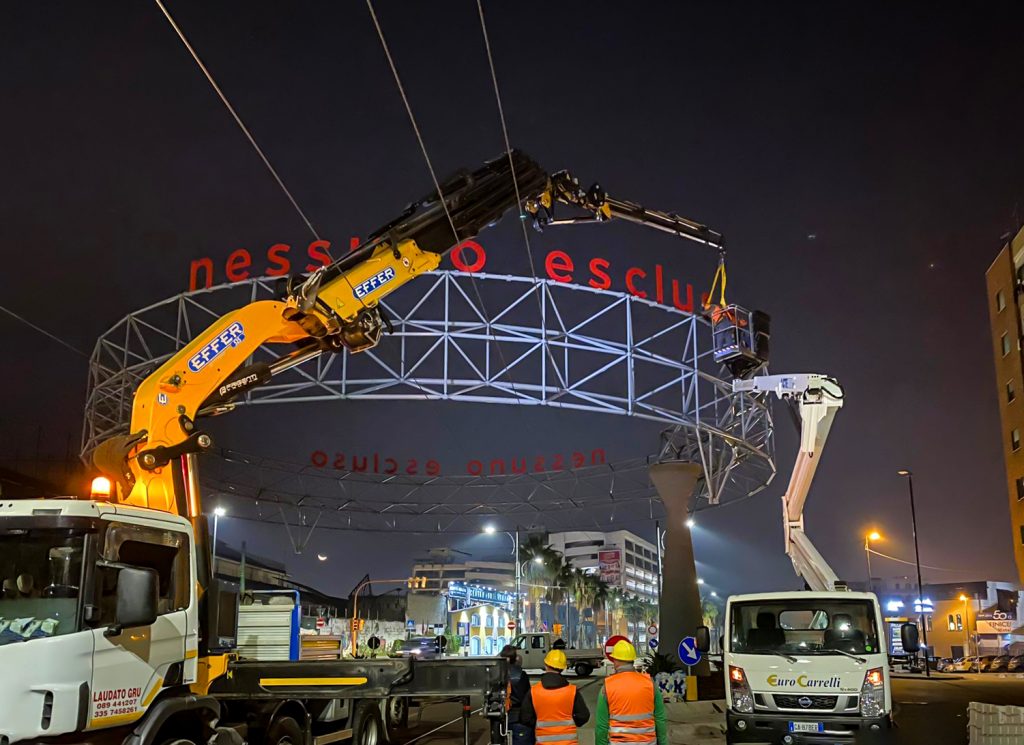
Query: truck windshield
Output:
[[730, 599, 880, 656], [0, 528, 86, 644]]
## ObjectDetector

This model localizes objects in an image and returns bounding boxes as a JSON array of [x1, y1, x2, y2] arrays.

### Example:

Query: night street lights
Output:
[[897, 469, 930, 677], [212, 506, 226, 576], [864, 531, 882, 592], [483, 524, 522, 631], [959, 594, 973, 668]]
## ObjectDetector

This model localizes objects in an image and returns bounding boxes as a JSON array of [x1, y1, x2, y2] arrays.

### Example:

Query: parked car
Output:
[[987, 656, 1012, 673], [976, 655, 998, 672], [395, 636, 442, 659], [1006, 655, 1024, 673], [952, 656, 981, 673], [935, 657, 955, 672]]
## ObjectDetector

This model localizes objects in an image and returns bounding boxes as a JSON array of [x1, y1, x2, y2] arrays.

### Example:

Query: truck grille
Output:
[[773, 694, 838, 710]]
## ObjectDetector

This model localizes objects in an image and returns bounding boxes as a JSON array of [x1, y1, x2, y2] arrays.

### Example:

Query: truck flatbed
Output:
[[210, 656, 508, 700]]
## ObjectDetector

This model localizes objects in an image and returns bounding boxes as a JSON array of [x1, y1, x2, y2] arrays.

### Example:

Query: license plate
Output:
[[789, 722, 824, 733]]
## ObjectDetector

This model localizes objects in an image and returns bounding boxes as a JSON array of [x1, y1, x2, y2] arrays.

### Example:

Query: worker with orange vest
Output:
[[596, 640, 667, 745], [519, 649, 590, 744]]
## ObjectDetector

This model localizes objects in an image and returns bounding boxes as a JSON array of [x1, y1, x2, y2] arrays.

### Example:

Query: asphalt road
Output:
[[890, 673, 1024, 744], [398, 669, 607, 745], [398, 670, 1024, 744]]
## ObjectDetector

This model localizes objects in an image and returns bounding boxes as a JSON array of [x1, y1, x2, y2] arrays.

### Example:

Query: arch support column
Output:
[[650, 461, 708, 675]]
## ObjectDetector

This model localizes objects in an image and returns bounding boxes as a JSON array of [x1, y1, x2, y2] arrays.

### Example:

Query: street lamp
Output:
[[864, 531, 882, 593], [212, 506, 226, 576], [897, 469, 930, 677], [958, 594, 972, 668], [482, 524, 522, 631]]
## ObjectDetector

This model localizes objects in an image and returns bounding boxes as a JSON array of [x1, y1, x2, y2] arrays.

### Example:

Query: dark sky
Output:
[[2, 2, 1023, 598]]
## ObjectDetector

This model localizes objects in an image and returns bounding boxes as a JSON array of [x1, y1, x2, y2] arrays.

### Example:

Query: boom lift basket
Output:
[[711, 304, 771, 378]]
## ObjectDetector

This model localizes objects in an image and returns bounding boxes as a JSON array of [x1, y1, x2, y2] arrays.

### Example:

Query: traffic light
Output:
[[351, 618, 365, 633], [407, 576, 428, 589]]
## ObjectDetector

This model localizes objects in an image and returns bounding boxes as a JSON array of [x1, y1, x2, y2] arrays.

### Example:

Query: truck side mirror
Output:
[[900, 622, 920, 654], [106, 567, 158, 636], [695, 626, 711, 653]]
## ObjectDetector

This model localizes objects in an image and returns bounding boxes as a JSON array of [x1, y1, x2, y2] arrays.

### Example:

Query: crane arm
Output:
[[732, 373, 845, 591], [527, 170, 725, 253], [95, 149, 728, 516]]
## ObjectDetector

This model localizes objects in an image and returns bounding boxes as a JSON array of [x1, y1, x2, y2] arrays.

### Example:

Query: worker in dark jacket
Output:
[[520, 650, 590, 745], [497, 644, 533, 744]]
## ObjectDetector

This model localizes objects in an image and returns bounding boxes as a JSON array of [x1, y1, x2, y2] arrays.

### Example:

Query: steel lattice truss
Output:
[[83, 272, 775, 535]]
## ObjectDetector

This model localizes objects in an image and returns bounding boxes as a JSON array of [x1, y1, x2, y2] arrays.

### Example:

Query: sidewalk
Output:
[[664, 700, 727, 744]]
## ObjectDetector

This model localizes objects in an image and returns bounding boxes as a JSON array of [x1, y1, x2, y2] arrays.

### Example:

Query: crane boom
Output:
[[94, 149, 731, 526], [732, 373, 845, 591]]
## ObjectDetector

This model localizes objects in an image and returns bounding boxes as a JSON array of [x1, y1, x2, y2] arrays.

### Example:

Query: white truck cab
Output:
[[723, 591, 896, 744]]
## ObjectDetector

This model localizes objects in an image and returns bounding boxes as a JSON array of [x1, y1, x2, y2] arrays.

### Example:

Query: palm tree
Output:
[[623, 594, 643, 643], [545, 559, 574, 636], [591, 577, 610, 646], [606, 588, 626, 637], [520, 534, 562, 630], [570, 569, 594, 648]]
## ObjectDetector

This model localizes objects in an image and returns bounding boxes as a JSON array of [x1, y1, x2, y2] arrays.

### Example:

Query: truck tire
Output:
[[574, 662, 593, 678], [385, 696, 409, 739], [267, 715, 304, 745], [159, 740, 198, 745], [352, 700, 384, 745]]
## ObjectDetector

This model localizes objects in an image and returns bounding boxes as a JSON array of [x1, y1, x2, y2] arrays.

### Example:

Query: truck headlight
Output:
[[729, 665, 754, 714], [859, 667, 884, 717]]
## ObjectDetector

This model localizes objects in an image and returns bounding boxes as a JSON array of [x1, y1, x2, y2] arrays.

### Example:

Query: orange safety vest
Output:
[[604, 671, 658, 745], [531, 681, 578, 744]]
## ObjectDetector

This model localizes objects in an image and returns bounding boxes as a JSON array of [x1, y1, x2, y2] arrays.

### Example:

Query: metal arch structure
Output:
[[83, 271, 775, 520]]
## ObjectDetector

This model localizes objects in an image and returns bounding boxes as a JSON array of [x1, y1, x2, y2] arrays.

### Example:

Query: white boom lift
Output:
[[732, 373, 846, 591]]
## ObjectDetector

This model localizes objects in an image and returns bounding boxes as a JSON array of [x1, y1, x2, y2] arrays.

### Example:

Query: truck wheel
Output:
[[159, 740, 198, 745], [385, 696, 409, 738], [574, 662, 593, 678], [267, 715, 304, 745], [353, 700, 384, 745]]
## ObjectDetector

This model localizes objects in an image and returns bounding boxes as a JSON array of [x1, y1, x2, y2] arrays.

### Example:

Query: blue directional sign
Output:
[[648, 637, 658, 650], [678, 636, 702, 666]]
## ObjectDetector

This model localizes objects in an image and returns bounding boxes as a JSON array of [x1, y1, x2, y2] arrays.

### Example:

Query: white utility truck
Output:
[[512, 632, 605, 677], [714, 375, 919, 744]]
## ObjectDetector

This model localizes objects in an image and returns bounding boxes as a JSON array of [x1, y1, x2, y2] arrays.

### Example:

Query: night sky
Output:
[[2, 2, 1023, 598]]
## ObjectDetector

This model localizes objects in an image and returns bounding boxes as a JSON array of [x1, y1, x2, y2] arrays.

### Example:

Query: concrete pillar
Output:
[[649, 461, 708, 675]]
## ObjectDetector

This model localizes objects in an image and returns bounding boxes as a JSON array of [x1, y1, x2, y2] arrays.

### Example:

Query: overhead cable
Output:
[[0, 304, 87, 357]]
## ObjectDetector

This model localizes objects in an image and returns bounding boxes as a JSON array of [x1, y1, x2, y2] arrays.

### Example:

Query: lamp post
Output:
[[212, 506, 226, 578], [484, 525, 522, 631], [864, 531, 882, 593], [959, 594, 971, 666], [897, 469, 930, 677]]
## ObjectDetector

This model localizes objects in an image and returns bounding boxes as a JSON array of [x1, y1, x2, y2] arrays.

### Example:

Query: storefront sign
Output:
[[977, 611, 1016, 635], [447, 583, 515, 608]]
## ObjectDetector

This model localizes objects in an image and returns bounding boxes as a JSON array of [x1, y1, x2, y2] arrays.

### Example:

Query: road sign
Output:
[[316, 617, 325, 629], [367, 635, 382, 650], [678, 636, 702, 667], [406, 619, 416, 630], [507, 621, 517, 631], [648, 638, 658, 650], [605, 634, 630, 661], [647, 624, 658, 636]]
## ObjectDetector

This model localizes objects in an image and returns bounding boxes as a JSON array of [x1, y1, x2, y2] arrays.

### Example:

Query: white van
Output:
[[720, 591, 912, 744]]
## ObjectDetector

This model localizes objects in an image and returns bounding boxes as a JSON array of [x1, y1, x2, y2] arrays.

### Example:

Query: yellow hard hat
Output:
[[610, 640, 637, 662], [544, 649, 568, 670]]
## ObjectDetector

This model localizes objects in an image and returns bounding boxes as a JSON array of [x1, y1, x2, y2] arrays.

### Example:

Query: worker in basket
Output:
[[520, 649, 590, 744], [596, 640, 667, 745]]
